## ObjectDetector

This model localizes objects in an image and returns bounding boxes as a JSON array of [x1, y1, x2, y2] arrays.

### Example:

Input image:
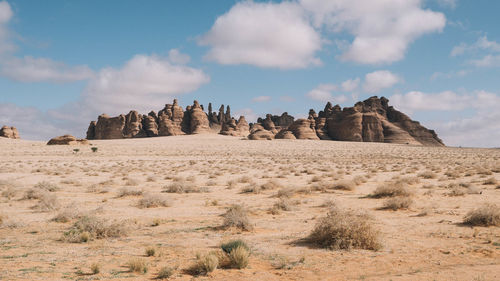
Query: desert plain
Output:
[[0, 135, 499, 281]]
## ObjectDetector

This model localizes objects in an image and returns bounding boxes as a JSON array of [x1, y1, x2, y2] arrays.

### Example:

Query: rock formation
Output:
[[47, 135, 89, 145], [86, 99, 250, 140], [84, 96, 443, 146], [248, 96, 443, 146], [0, 126, 20, 139]]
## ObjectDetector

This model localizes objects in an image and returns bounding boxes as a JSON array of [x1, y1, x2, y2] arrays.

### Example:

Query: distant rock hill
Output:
[[85, 96, 444, 146], [0, 126, 20, 139]]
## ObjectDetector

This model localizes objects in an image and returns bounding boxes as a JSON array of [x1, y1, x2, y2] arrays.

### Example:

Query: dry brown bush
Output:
[[222, 204, 253, 231], [116, 187, 143, 197], [382, 197, 413, 210], [463, 204, 500, 226], [307, 208, 381, 250], [63, 215, 127, 243], [370, 182, 412, 198], [137, 193, 171, 208]]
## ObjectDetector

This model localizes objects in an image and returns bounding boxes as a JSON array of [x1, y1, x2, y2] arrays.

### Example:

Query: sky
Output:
[[0, 0, 499, 147]]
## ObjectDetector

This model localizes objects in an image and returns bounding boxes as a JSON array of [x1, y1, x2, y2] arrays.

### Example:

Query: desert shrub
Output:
[[145, 246, 156, 257], [33, 193, 60, 211], [191, 252, 219, 275], [116, 187, 143, 197], [447, 187, 466, 197], [261, 180, 283, 190], [382, 197, 413, 210], [52, 207, 80, 223], [86, 184, 109, 193], [228, 246, 250, 269], [307, 208, 381, 251], [222, 205, 253, 231], [352, 176, 367, 185], [276, 187, 296, 198], [22, 188, 46, 200], [63, 215, 127, 243], [90, 262, 100, 274], [370, 182, 412, 198], [331, 181, 355, 191], [137, 193, 171, 208], [240, 185, 261, 194], [218, 239, 246, 254], [237, 176, 252, 183], [463, 204, 500, 226], [272, 198, 294, 212], [91, 147, 98, 153], [34, 181, 59, 192], [418, 171, 437, 179], [127, 258, 148, 273], [156, 266, 174, 279], [162, 182, 206, 193]]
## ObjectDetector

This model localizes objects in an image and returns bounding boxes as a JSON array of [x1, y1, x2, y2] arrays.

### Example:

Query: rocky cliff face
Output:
[[0, 126, 20, 139], [248, 96, 444, 146], [86, 99, 250, 140], [85, 96, 444, 146]]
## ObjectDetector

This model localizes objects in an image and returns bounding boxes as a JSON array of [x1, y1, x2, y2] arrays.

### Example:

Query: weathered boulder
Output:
[[220, 116, 250, 137], [86, 121, 96, 140], [123, 111, 146, 138], [47, 135, 89, 145], [275, 129, 296, 139], [288, 119, 319, 140], [248, 129, 274, 140], [142, 115, 158, 137], [322, 96, 444, 146], [94, 114, 126, 139], [158, 99, 185, 136], [0, 126, 20, 139]]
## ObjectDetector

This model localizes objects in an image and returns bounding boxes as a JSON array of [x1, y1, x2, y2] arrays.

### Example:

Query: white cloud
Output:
[[199, 1, 322, 69], [300, 0, 446, 64], [0, 52, 210, 140], [430, 69, 468, 80], [0, 56, 94, 83], [306, 83, 336, 102], [81, 53, 210, 115], [451, 36, 500, 57], [234, 108, 258, 123], [363, 70, 400, 93], [469, 54, 500, 67], [0, 103, 67, 140], [252, 95, 271, 102], [341, 77, 360, 92], [0, 1, 12, 24], [389, 90, 500, 147], [306, 83, 348, 103], [167, 49, 190, 65]]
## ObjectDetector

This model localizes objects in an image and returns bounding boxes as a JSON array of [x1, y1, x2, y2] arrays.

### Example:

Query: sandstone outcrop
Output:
[[47, 135, 89, 145], [0, 126, 20, 139], [84, 96, 443, 146]]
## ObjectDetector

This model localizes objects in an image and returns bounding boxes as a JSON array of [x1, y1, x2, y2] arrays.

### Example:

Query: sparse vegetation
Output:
[[382, 197, 413, 210], [137, 193, 171, 208], [307, 208, 381, 250], [370, 182, 412, 198], [463, 204, 500, 226], [63, 215, 127, 243], [190, 252, 219, 275], [126, 258, 148, 273], [156, 266, 174, 279], [222, 204, 253, 231]]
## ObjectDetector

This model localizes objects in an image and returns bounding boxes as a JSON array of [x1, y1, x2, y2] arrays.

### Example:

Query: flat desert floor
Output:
[[0, 135, 499, 281]]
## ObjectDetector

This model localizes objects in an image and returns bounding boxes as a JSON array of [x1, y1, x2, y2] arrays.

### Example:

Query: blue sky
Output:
[[0, 0, 499, 147]]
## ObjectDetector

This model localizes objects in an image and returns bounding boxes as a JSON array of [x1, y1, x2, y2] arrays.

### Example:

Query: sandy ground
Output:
[[0, 135, 499, 281]]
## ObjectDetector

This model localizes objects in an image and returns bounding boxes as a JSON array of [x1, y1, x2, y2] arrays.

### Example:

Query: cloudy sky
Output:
[[0, 0, 498, 147]]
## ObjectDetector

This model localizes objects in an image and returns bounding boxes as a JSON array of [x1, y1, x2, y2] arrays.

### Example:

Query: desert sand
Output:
[[0, 135, 499, 280]]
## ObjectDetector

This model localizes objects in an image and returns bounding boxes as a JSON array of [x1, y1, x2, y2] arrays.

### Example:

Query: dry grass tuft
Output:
[[32, 193, 60, 211], [190, 252, 219, 275], [162, 182, 207, 193], [228, 246, 250, 269], [34, 181, 59, 192], [307, 208, 381, 251], [126, 258, 148, 273], [63, 215, 127, 243], [222, 204, 253, 231], [463, 204, 500, 226], [137, 193, 171, 208], [156, 266, 174, 279], [116, 187, 143, 197], [370, 182, 412, 198], [382, 197, 413, 210]]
